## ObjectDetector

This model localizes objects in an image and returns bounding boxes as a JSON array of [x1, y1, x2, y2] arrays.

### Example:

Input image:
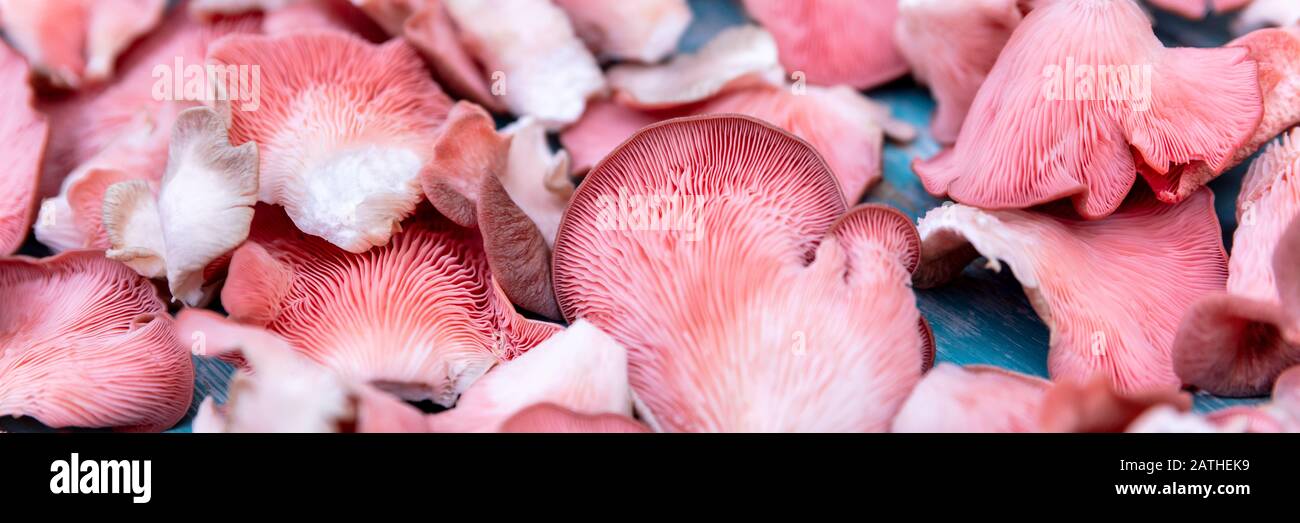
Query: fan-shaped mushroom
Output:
[[102, 105, 259, 306], [207, 30, 453, 253], [914, 0, 1262, 218], [221, 205, 559, 407], [741, 0, 907, 90], [915, 189, 1229, 394], [892, 364, 1052, 433], [35, 11, 259, 252], [552, 115, 928, 432], [1146, 27, 1300, 203], [0, 252, 192, 431], [1172, 131, 1300, 396]]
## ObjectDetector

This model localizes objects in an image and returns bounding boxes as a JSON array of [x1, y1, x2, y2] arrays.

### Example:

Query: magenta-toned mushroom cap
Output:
[[553, 115, 927, 432], [208, 30, 453, 253], [914, 0, 1262, 218], [916, 189, 1229, 394], [221, 205, 560, 408], [0, 252, 192, 431]]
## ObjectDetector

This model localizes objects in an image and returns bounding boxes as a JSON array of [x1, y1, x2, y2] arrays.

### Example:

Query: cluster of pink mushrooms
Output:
[[2, 0, 1300, 433]]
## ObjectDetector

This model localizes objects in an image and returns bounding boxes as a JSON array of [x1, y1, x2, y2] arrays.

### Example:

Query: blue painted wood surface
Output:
[[2, 1, 1266, 433]]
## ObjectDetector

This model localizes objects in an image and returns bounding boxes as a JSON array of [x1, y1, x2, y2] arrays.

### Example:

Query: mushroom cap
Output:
[[207, 30, 453, 253], [425, 320, 632, 432], [891, 364, 1052, 433], [916, 189, 1229, 394], [552, 0, 691, 63], [399, 0, 507, 112], [742, 0, 908, 90], [553, 115, 926, 432], [35, 10, 259, 251], [1146, 27, 1300, 204], [0, 0, 166, 88], [420, 102, 564, 319], [501, 403, 651, 433], [1173, 217, 1300, 397], [894, 0, 1026, 144], [222, 205, 560, 407], [914, 0, 1263, 218], [102, 105, 260, 306], [0, 41, 48, 255], [0, 251, 192, 431]]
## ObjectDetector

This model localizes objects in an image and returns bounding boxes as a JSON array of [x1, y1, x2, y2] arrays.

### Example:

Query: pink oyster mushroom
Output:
[[101, 105, 259, 306], [742, 0, 908, 90], [552, 115, 929, 432], [420, 102, 575, 319], [220, 205, 560, 407], [34, 10, 259, 253], [207, 30, 453, 253], [914, 0, 1263, 218], [1172, 131, 1300, 396], [1148, 27, 1300, 204], [914, 189, 1229, 394], [0, 252, 192, 431]]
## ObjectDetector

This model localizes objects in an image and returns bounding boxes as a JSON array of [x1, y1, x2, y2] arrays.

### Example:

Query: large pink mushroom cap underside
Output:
[[915, 0, 1262, 219], [208, 30, 453, 254], [0, 252, 192, 431], [915, 189, 1228, 395], [553, 115, 925, 432], [0, 42, 48, 255], [742, 0, 907, 90], [222, 205, 559, 408]]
